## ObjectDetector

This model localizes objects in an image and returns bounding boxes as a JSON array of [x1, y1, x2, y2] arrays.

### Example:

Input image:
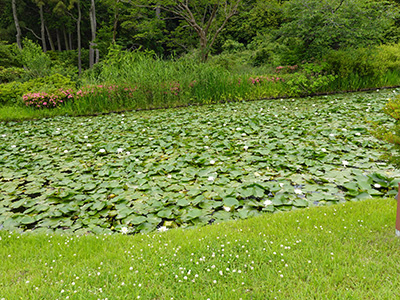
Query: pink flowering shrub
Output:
[[22, 88, 74, 108], [275, 65, 299, 74], [248, 76, 284, 85]]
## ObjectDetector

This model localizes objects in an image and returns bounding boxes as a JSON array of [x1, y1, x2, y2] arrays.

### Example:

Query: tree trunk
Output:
[[199, 32, 208, 63], [46, 26, 55, 51], [112, 0, 120, 43], [63, 27, 69, 50], [12, 0, 22, 49], [69, 32, 72, 50], [39, 4, 47, 52], [56, 29, 62, 51], [156, 5, 161, 19], [77, 0, 82, 74], [89, 0, 97, 68]]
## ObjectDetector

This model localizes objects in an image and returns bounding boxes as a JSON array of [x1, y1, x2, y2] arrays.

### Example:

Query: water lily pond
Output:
[[1, 89, 399, 234]]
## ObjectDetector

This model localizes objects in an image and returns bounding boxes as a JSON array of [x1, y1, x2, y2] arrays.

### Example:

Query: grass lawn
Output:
[[1, 198, 400, 299]]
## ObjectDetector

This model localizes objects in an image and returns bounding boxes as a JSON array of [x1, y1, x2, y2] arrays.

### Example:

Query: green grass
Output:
[[1, 198, 400, 299]]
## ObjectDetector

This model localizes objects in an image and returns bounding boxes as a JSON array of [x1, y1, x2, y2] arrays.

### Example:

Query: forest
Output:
[[1, 0, 400, 75]]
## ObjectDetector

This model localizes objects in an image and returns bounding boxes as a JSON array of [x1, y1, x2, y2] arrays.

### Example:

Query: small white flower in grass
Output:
[[342, 128, 347, 132], [84, 136, 88, 139], [223, 206, 231, 212], [374, 183, 381, 188], [158, 226, 168, 232], [321, 148, 327, 152], [208, 176, 215, 182], [126, 151, 131, 155], [294, 188, 302, 194], [210, 160, 216, 165], [263, 200, 273, 206], [11, 145, 16, 148], [121, 227, 129, 234], [329, 134, 335, 137], [117, 148, 123, 153], [99, 149, 106, 153], [355, 132, 361, 136], [236, 127, 241, 131], [87, 143, 92, 147], [1, 134, 6, 137], [244, 145, 248, 150], [64, 150, 68, 153], [342, 160, 349, 166], [279, 183, 284, 188]]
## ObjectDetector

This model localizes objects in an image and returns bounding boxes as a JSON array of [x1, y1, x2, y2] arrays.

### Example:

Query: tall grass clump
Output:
[[83, 45, 287, 108]]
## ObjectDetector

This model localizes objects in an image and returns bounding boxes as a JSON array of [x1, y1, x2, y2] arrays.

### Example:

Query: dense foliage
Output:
[[1, 89, 399, 234]]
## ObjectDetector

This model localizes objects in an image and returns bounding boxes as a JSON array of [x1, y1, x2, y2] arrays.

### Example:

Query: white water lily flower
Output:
[[223, 206, 231, 212], [263, 200, 273, 206], [117, 148, 123, 153], [99, 149, 106, 153], [121, 227, 128, 234], [208, 176, 215, 182], [294, 188, 302, 195], [342, 160, 349, 166], [374, 183, 381, 188], [210, 160, 216, 165], [158, 226, 168, 232]]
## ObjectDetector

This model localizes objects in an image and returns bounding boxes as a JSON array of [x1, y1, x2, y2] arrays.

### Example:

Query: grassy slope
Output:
[[1, 198, 400, 299]]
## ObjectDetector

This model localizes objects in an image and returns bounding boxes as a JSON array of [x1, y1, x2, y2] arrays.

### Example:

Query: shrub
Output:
[[20, 39, 52, 79], [0, 74, 76, 106], [0, 66, 25, 83], [0, 41, 22, 68], [0, 82, 24, 105], [372, 94, 400, 167], [22, 89, 74, 109], [282, 62, 337, 96], [323, 47, 383, 79]]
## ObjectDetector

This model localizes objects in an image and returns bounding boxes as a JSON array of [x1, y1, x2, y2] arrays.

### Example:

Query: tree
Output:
[[11, 0, 22, 49], [32, 0, 47, 52], [89, 0, 99, 67], [276, 0, 398, 63], [159, 0, 243, 62]]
